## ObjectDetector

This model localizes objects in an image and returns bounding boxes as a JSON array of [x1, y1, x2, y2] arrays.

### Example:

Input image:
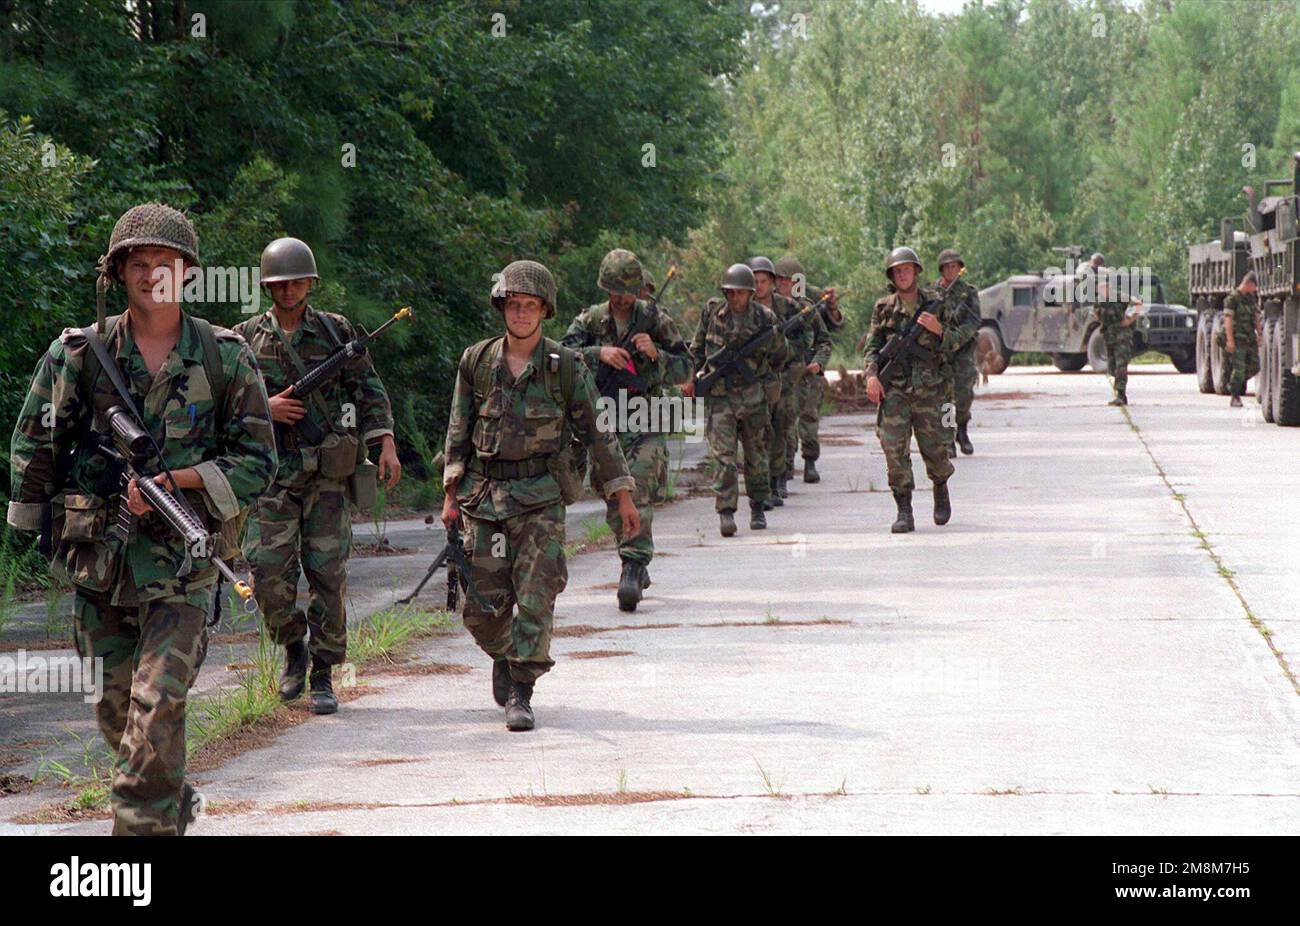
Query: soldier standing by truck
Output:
[[1223, 271, 1261, 408], [1091, 264, 1140, 407]]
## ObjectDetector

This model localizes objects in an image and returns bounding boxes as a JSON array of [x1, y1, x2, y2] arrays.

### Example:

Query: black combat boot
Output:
[[176, 783, 204, 836], [1108, 392, 1127, 407], [505, 679, 535, 732], [639, 565, 651, 589], [778, 474, 790, 498], [891, 492, 915, 534], [309, 659, 338, 715], [948, 442, 958, 458], [957, 423, 974, 455], [749, 499, 767, 530], [767, 478, 783, 507], [802, 457, 820, 483], [933, 480, 951, 526], [278, 639, 309, 702], [719, 509, 737, 537], [1229, 394, 1243, 407], [492, 657, 511, 707], [617, 559, 643, 612]]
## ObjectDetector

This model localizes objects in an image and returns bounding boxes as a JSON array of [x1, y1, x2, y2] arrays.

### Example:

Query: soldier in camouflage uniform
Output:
[[863, 247, 955, 533], [561, 249, 692, 612], [1223, 271, 1262, 408], [748, 257, 796, 508], [234, 238, 400, 715], [773, 256, 833, 484], [933, 249, 981, 456], [443, 260, 638, 731], [7, 203, 276, 835], [1090, 263, 1140, 406], [685, 263, 786, 536]]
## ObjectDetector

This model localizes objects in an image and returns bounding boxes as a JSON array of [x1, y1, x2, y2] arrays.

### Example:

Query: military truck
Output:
[[1189, 151, 1300, 425], [975, 265, 1196, 376]]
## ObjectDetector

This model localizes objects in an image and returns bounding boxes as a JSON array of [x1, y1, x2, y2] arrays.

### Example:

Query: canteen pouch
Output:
[[57, 493, 107, 543], [319, 431, 360, 480], [350, 459, 379, 511]]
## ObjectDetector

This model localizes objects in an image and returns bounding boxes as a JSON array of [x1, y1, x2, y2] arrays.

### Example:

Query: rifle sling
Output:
[[270, 317, 339, 439]]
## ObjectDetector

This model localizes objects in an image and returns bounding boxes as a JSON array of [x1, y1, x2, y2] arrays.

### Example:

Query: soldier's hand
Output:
[[616, 490, 641, 538], [125, 477, 154, 516], [441, 492, 459, 531], [680, 378, 695, 398], [1225, 339, 1235, 354], [918, 312, 942, 335], [599, 346, 632, 369], [269, 387, 306, 424], [630, 333, 659, 361], [866, 375, 884, 405], [806, 362, 822, 376], [377, 435, 402, 488]]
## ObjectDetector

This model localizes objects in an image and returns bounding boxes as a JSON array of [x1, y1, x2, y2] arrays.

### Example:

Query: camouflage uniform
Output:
[[561, 298, 691, 568], [863, 288, 956, 494], [443, 336, 633, 683], [1222, 289, 1261, 396], [1094, 297, 1135, 402], [787, 294, 833, 467], [8, 312, 275, 835], [935, 276, 981, 428], [691, 296, 786, 512], [757, 291, 812, 483], [233, 307, 393, 667]]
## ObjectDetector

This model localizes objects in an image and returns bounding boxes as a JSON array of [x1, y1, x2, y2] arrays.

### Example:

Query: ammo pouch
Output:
[[350, 459, 379, 511], [49, 493, 119, 592], [319, 431, 360, 480], [54, 493, 108, 544]]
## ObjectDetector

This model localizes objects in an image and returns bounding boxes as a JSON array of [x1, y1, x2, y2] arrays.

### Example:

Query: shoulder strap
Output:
[[190, 317, 228, 418], [315, 310, 347, 350], [465, 337, 504, 402], [541, 338, 578, 406], [78, 315, 120, 402]]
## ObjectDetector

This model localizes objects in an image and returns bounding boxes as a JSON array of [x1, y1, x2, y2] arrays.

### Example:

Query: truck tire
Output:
[[1260, 319, 1276, 423], [1169, 350, 1197, 374], [977, 326, 1009, 376], [1210, 313, 1231, 395], [1195, 307, 1214, 393], [1052, 353, 1087, 372], [1276, 321, 1300, 426], [1086, 327, 1108, 374]]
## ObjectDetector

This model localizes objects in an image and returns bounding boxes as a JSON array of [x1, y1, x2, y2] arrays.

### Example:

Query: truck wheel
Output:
[[1260, 319, 1275, 423], [1169, 350, 1197, 374], [1209, 313, 1230, 395], [1276, 321, 1300, 426], [977, 326, 1009, 376], [1052, 353, 1087, 372], [1086, 328, 1108, 373], [1195, 307, 1214, 393]]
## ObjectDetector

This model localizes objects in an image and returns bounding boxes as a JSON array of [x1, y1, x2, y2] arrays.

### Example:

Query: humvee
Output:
[[1188, 151, 1300, 425], [975, 266, 1196, 376]]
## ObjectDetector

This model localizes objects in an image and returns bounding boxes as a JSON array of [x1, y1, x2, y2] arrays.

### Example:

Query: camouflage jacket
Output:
[[757, 292, 813, 381], [788, 294, 834, 369], [443, 336, 633, 521], [8, 311, 276, 604], [690, 297, 788, 405], [863, 288, 956, 390], [233, 306, 394, 488], [1222, 291, 1260, 344], [933, 277, 981, 357], [560, 298, 693, 404]]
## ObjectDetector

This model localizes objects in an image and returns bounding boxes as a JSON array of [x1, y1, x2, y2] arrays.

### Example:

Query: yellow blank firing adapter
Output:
[[395, 306, 413, 321]]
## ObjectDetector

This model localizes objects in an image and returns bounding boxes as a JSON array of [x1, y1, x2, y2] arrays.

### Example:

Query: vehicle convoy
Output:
[[975, 256, 1196, 376], [1189, 151, 1300, 425]]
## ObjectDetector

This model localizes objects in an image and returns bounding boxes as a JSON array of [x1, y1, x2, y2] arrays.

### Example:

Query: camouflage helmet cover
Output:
[[747, 256, 777, 278], [641, 268, 656, 292], [774, 256, 805, 279], [492, 259, 558, 318], [885, 246, 923, 280], [260, 237, 320, 283], [720, 263, 756, 291], [1090, 252, 1105, 265], [99, 202, 199, 283], [597, 248, 644, 296], [936, 248, 964, 269]]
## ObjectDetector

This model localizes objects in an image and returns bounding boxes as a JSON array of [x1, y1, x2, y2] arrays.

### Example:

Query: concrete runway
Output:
[[10, 365, 1299, 834]]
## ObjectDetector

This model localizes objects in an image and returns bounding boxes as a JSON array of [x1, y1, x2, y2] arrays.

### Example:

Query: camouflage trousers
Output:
[[462, 502, 566, 683], [768, 375, 799, 479], [1228, 341, 1260, 395], [602, 430, 665, 566], [796, 372, 826, 461], [73, 584, 211, 836], [247, 478, 352, 666], [876, 380, 955, 494], [707, 395, 770, 512], [1103, 325, 1134, 400], [949, 343, 978, 426]]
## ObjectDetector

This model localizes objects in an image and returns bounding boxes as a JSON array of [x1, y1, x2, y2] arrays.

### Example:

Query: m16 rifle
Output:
[[595, 266, 679, 400], [874, 303, 938, 386], [281, 306, 413, 446], [694, 291, 833, 394], [398, 523, 493, 611], [98, 405, 255, 614]]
